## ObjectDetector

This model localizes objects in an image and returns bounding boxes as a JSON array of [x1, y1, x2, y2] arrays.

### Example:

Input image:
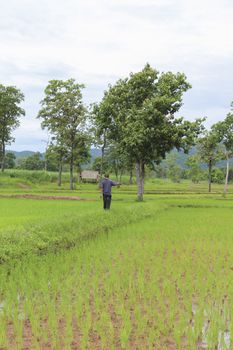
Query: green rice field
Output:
[[0, 170, 233, 349]]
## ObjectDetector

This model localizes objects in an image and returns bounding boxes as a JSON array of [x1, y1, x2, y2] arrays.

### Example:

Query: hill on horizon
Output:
[[6, 148, 232, 170], [6, 150, 35, 159], [6, 149, 102, 163]]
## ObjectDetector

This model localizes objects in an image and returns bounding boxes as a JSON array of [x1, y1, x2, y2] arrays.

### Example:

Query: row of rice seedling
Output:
[[0, 200, 164, 263], [1, 201, 233, 349]]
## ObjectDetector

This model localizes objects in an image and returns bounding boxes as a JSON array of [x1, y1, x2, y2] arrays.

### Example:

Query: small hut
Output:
[[80, 170, 100, 183]]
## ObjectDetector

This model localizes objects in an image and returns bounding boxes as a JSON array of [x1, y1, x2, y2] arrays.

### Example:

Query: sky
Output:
[[0, 0, 232, 151]]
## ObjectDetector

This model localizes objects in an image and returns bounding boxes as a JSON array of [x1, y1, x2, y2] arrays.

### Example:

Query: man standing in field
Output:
[[100, 174, 120, 210]]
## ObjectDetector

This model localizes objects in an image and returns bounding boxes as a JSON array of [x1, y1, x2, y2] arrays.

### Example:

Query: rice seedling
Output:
[[0, 191, 233, 348]]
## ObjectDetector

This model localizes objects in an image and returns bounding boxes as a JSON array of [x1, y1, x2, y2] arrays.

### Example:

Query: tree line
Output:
[[0, 64, 232, 200]]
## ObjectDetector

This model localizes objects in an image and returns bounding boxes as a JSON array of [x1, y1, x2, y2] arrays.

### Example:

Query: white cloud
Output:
[[0, 0, 232, 150], [8, 118, 48, 152]]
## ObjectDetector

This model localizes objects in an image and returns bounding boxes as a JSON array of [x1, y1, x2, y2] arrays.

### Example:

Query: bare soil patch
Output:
[[18, 183, 31, 189]]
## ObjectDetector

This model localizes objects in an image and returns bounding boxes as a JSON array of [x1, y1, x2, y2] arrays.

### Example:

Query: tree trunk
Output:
[[136, 160, 144, 201], [44, 155, 47, 172], [77, 163, 82, 183], [70, 162, 74, 191], [100, 132, 106, 178], [1, 142, 5, 172], [208, 159, 212, 193], [115, 167, 119, 181], [120, 169, 123, 184], [70, 147, 74, 190], [129, 168, 133, 185], [224, 152, 229, 196], [70, 162, 74, 190], [141, 162, 145, 196], [58, 161, 62, 187]]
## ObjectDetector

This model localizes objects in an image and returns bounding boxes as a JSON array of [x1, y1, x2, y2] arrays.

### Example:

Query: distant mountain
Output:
[[6, 150, 36, 159], [8, 149, 101, 159], [163, 147, 232, 169], [7, 148, 232, 169]]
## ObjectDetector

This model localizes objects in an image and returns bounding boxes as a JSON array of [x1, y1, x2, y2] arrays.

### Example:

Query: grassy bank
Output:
[[0, 199, 164, 263]]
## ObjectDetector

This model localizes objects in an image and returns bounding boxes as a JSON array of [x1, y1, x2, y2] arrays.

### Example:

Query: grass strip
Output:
[[0, 202, 167, 264]]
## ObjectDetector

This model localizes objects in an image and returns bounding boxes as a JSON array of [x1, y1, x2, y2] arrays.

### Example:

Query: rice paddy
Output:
[[0, 171, 233, 349]]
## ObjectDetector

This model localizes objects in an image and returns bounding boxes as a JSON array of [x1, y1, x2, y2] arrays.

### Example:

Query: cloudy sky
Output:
[[1, 0, 232, 151]]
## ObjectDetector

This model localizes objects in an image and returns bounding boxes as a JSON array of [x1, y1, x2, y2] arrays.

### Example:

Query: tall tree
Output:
[[37, 79, 88, 190], [45, 143, 68, 185], [92, 102, 111, 178], [92, 64, 203, 200], [92, 156, 109, 174], [105, 144, 128, 181], [166, 153, 182, 183], [0, 84, 25, 171], [197, 131, 223, 193], [4, 152, 16, 169], [185, 155, 202, 183], [73, 132, 91, 181], [212, 103, 233, 195], [19, 152, 44, 170]]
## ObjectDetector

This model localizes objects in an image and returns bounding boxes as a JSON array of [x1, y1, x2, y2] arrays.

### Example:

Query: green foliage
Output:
[[197, 131, 224, 192], [153, 163, 167, 178], [166, 153, 183, 183], [212, 103, 233, 193], [227, 167, 233, 181], [212, 103, 233, 152], [23, 171, 58, 183], [43, 144, 62, 172], [105, 144, 130, 179], [197, 131, 223, 165], [4, 152, 16, 169], [0, 169, 60, 185], [0, 84, 25, 171], [185, 155, 203, 183], [92, 64, 204, 200], [211, 168, 224, 184], [18, 152, 45, 170], [93, 64, 195, 163], [38, 79, 90, 189], [92, 156, 109, 173]]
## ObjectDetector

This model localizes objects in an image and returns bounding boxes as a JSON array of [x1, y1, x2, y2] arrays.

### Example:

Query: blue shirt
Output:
[[100, 178, 117, 195]]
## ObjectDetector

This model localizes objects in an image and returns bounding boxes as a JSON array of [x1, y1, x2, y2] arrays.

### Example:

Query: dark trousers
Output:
[[103, 194, 112, 210]]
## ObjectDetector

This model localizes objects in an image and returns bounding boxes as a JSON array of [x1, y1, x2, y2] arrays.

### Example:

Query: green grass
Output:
[[1, 168, 233, 195], [0, 198, 97, 228], [1, 169, 233, 348], [0, 197, 166, 263], [0, 198, 233, 349]]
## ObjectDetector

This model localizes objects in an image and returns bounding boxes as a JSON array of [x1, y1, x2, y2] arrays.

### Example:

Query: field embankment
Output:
[[0, 198, 165, 263]]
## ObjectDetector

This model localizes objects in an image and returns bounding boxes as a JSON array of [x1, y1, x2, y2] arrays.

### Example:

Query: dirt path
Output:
[[0, 194, 96, 201]]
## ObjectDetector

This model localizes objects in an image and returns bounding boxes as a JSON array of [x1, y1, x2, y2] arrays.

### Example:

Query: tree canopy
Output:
[[38, 79, 89, 189], [197, 131, 224, 192], [0, 84, 25, 171], [211, 102, 233, 194], [92, 64, 204, 200]]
